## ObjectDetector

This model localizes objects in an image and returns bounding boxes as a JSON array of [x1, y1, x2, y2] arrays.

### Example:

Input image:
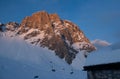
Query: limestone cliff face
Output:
[[4, 11, 95, 64]]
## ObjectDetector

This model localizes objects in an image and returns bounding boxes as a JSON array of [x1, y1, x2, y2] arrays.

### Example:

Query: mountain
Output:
[[0, 11, 95, 79], [18, 11, 95, 64]]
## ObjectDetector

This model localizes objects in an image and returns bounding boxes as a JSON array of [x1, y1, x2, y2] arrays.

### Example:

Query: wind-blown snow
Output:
[[0, 35, 86, 79]]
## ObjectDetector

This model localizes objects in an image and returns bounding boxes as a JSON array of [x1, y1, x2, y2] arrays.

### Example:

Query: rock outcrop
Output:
[[0, 23, 5, 31], [6, 22, 19, 31]]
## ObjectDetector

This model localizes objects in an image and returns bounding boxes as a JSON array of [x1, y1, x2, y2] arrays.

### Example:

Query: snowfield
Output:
[[85, 39, 120, 66], [0, 34, 87, 79], [85, 48, 120, 66]]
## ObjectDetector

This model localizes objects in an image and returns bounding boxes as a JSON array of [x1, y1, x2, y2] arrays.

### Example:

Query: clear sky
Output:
[[0, 0, 120, 43]]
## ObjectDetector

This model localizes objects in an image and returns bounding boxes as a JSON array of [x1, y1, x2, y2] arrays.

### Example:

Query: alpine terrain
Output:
[[0, 11, 95, 79]]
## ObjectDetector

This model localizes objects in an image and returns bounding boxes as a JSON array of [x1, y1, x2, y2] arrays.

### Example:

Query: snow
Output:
[[6, 25, 14, 31], [25, 31, 45, 44], [85, 46, 120, 66], [71, 51, 86, 70], [0, 35, 87, 79], [72, 42, 92, 51], [53, 22, 59, 26], [17, 28, 45, 45], [19, 28, 40, 38], [72, 42, 81, 50], [54, 29, 60, 35], [65, 40, 70, 46], [3, 31, 16, 37], [65, 23, 70, 26]]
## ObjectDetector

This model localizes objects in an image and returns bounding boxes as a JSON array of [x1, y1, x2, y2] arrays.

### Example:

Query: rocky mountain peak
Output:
[[19, 11, 61, 33], [2, 11, 95, 64], [49, 13, 60, 22]]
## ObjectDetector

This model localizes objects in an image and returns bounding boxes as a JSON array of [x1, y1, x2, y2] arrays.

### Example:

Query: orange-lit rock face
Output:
[[18, 11, 95, 64], [20, 11, 61, 31]]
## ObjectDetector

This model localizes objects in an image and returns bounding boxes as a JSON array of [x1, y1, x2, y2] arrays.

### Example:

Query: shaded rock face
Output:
[[16, 11, 95, 64], [0, 23, 5, 32]]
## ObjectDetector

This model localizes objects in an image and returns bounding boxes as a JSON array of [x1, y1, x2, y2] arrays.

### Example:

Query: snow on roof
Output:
[[85, 47, 120, 66]]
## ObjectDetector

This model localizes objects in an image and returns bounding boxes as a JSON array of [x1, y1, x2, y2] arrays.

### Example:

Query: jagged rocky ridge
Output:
[[0, 11, 95, 64]]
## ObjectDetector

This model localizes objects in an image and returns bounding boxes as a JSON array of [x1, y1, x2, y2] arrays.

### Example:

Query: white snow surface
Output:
[[0, 33, 87, 79], [71, 51, 86, 70], [85, 47, 120, 66], [72, 42, 93, 51]]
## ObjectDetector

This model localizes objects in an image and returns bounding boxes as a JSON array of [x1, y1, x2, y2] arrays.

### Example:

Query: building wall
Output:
[[87, 70, 120, 79]]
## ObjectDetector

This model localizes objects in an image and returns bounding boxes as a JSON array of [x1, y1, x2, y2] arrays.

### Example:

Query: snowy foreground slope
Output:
[[0, 34, 87, 79]]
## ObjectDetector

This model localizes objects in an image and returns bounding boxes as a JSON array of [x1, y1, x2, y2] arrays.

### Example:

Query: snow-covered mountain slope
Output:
[[0, 34, 87, 79], [0, 11, 95, 79]]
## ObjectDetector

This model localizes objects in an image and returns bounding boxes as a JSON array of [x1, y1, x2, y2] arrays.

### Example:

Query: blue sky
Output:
[[0, 0, 120, 43]]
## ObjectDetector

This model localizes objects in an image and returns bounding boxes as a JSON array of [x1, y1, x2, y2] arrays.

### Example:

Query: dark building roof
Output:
[[84, 62, 120, 71]]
